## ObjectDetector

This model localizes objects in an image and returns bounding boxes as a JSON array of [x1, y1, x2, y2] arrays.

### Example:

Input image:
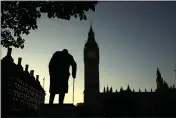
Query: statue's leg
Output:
[[49, 93, 55, 104], [59, 93, 65, 104]]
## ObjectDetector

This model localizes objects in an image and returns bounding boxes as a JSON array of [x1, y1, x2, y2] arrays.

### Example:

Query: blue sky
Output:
[[1, 2, 176, 104]]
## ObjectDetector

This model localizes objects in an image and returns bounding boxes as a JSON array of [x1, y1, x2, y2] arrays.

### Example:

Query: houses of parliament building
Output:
[[79, 23, 176, 116]]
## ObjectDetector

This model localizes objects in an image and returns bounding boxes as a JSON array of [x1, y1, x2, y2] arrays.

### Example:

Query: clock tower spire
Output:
[[84, 21, 100, 111], [88, 20, 95, 41]]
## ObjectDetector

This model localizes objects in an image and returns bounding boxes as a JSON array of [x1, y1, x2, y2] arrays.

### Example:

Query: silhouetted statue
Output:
[[49, 49, 77, 104]]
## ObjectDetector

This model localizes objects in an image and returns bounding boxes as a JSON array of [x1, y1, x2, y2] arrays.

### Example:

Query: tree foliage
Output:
[[1, 1, 98, 49]]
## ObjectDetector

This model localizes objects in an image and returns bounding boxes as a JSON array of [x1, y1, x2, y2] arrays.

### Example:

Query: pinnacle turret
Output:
[[88, 20, 95, 41]]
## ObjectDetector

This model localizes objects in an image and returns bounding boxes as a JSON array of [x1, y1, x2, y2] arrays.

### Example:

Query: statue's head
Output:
[[62, 49, 69, 55]]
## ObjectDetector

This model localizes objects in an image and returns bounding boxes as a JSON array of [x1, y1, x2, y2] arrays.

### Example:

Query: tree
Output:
[[1, 1, 98, 49]]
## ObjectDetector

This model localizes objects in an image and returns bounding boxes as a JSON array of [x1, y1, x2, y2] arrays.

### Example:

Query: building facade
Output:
[[1, 48, 45, 117]]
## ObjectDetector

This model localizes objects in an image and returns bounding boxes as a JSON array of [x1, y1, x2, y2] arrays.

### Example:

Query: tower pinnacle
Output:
[[90, 20, 92, 29], [88, 20, 94, 40]]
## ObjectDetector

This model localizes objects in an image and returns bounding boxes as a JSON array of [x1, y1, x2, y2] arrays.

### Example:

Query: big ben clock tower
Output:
[[84, 21, 100, 109]]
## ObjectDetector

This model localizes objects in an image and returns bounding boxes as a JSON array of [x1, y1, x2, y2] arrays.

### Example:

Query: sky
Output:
[[1, 2, 176, 104]]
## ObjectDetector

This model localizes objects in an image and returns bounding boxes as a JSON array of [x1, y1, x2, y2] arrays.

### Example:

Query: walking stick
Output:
[[73, 78, 75, 104]]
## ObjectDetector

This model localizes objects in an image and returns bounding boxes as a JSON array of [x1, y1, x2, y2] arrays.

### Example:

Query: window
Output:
[[88, 51, 96, 58]]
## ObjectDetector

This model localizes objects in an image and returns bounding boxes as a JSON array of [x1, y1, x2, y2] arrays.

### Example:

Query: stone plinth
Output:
[[38, 104, 77, 117]]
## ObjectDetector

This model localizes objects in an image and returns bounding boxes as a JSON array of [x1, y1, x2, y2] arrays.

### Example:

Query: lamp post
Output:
[[174, 69, 176, 82]]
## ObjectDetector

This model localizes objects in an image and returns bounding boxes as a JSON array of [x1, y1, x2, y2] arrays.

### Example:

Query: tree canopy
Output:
[[1, 1, 98, 49]]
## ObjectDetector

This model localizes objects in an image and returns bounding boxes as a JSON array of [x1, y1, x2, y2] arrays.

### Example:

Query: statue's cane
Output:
[[73, 78, 75, 104]]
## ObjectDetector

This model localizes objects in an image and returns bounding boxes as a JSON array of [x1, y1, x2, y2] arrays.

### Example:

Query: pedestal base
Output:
[[38, 104, 77, 117]]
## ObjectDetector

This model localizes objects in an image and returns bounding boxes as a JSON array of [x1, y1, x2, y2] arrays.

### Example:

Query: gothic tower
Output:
[[84, 21, 100, 106], [156, 68, 163, 91]]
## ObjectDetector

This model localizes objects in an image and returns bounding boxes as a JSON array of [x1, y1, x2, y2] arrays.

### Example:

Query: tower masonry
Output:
[[84, 22, 101, 113]]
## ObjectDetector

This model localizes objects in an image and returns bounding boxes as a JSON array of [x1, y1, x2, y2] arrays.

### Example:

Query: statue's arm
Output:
[[71, 56, 77, 79]]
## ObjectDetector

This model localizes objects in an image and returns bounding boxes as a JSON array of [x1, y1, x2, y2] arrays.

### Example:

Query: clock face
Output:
[[88, 51, 96, 58]]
